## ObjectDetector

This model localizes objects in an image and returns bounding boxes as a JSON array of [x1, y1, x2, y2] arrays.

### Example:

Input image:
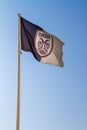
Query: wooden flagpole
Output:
[[16, 13, 21, 130]]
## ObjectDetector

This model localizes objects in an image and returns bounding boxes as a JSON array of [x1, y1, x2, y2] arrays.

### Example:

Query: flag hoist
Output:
[[16, 12, 64, 130]]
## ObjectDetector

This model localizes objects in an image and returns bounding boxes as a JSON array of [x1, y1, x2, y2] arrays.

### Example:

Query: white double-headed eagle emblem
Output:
[[35, 31, 53, 57]]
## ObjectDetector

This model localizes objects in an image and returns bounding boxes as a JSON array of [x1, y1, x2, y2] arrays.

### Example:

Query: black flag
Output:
[[21, 17, 64, 67]]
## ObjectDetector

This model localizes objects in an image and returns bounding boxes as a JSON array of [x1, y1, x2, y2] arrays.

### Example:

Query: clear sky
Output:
[[0, 0, 87, 130]]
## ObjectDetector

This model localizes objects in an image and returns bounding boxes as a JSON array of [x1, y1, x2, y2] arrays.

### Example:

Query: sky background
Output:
[[0, 0, 87, 130]]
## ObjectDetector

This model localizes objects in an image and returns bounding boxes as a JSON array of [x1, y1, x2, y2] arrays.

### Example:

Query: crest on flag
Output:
[[34, 31, 53, 57]]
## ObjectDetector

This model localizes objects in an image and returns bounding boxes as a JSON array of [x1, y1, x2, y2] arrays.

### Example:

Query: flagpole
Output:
[[16, 13, 21, 130]]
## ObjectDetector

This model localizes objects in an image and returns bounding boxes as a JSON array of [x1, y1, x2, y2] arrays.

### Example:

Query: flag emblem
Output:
[[34, 31, 53, 57]]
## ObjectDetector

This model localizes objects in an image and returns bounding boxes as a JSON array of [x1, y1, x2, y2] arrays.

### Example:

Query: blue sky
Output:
[[0, 0, 87, 130]]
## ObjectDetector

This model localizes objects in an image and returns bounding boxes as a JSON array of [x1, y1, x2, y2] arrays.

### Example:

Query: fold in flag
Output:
[[21, 17, 64, 67]]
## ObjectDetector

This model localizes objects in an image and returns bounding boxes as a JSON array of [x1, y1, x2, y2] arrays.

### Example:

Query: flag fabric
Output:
[[21, 17, 64, 67]]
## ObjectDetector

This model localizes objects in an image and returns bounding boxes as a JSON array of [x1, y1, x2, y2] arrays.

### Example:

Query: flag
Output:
[[21, 17, 64, 67]]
